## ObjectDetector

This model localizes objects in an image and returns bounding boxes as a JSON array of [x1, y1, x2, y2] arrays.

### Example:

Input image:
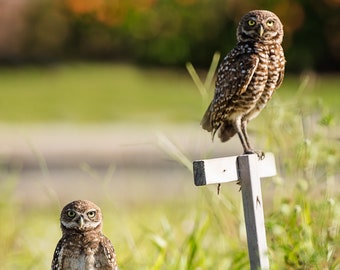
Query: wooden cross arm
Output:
[[193, 153, 276, 269], [193, 152, 276, 186]]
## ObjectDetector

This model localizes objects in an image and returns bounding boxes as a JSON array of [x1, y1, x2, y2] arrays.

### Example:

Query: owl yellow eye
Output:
[[87, 211, 96, 218], [67, 210, 76, 218], [267, 20, 274, 26], [248, 20, 256, 26]]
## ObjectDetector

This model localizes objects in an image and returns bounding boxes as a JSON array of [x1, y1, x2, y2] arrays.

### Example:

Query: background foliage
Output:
[[0, 0, 339, 71]]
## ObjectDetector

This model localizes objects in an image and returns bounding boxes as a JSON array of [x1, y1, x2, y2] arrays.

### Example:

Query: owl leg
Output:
[[241, 120, 265, 160], [234, 118, 254, 190], [241, 120, 253, 152], [234, 118, 253, 154]]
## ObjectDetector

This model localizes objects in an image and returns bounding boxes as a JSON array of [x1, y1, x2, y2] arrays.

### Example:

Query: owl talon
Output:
[[255, 151, 265, 160], [244, 150, 265, 160]]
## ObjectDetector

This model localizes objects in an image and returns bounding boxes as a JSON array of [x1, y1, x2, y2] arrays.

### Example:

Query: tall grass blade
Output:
[[204, 52, 220, 92], [156, 132, 193, 173], [185, 63, 207, 99]]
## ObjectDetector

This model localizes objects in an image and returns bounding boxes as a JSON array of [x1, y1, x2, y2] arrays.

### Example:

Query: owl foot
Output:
[[244, 150, 265, 160], [255, 150, 265, 160]]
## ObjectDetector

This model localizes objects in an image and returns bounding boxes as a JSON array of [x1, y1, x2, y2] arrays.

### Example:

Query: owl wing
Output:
[[51, 238, 64, 270], [99, 235, 118, 269], [201, 49, 259, 133], [275, 50, 285, 89]]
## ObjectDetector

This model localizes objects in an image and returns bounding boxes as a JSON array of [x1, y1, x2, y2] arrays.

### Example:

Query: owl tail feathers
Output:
[[218, 121, 237, 142], [200, 104, 236, 142], [200, 103, 213, 132], [201, 104, 218, 142]]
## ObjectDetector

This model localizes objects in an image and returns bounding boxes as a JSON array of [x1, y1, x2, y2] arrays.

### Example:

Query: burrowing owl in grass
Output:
[[201, 10, 285, 156], [51, 200, 118, 270]]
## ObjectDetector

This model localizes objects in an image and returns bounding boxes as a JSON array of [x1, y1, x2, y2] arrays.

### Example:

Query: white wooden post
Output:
[[193, 153, 276, 270]]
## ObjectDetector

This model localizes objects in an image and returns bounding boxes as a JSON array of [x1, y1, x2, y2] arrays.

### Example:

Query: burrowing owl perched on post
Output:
[[201, 10, 285, 156], [51, 200, 118, 270]]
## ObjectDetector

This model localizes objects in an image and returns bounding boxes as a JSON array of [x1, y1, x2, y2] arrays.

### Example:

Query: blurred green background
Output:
[[0, 0, 339, 269], [0, 0, 339, 71]]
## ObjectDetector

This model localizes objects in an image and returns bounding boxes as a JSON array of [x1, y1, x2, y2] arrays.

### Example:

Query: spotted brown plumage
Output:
[[51, 200, 118, 270], [201, 10, 285, 156]]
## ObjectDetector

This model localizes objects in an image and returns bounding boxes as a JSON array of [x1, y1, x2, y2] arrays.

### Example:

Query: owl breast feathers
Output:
[[201, 10, 285, 155]]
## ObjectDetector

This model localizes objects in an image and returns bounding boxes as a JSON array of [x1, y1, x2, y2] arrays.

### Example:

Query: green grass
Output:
[[0, 63, 339, 269], [1, 171, 339, 269], [0, 63, 339, 123], [0, 63, 202, 123]]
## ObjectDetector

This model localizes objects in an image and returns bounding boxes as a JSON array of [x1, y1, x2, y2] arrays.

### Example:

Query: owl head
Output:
[[60, 200, 103, 233], [237, 10, 283, 44]]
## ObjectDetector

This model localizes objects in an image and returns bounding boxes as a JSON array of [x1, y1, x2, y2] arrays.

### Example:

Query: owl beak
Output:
[[258, 25, 264, 37], [77, 216, 84, 229]]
